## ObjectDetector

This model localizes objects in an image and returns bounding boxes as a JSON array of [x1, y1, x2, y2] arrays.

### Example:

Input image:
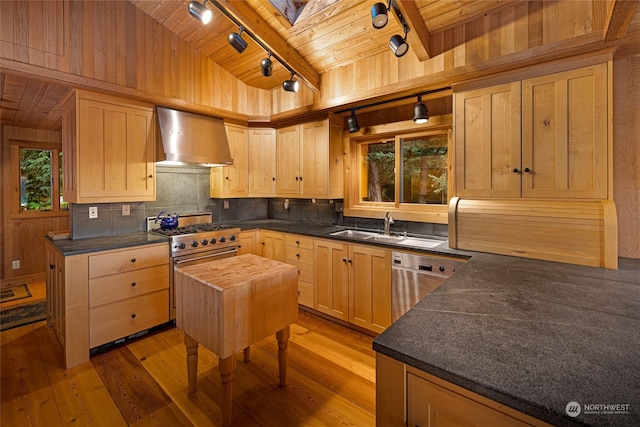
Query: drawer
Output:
[[90, 289, 169, 348], [285, 234, 314, 250], [89, 265, 169, 308], [298, 281, 313, 307], [298, 263, 313, 284], [89, 244, 169, 278], [286, 246, 314, 265]]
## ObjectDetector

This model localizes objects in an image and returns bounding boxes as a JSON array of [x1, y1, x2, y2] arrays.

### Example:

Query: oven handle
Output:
[[173, 249, 237, 264]]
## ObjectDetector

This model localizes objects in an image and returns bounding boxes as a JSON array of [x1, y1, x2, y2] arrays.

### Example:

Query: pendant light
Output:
[[228, 26, 247, 53], [389, 26, 409, 57], [261, 52, 273, 77], [347, 110, 360, 133], [413, 95, 429, 123], [282, 72, 299, 92], [188, 0, 212, 25]]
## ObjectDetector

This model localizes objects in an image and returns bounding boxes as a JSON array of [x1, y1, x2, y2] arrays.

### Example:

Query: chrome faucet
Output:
[[384, 212, 394, 236]]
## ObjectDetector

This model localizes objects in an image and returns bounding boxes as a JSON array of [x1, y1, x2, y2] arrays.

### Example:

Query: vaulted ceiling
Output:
[[2, 0, 639, 131]]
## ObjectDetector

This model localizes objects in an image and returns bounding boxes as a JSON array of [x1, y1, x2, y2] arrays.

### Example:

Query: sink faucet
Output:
[[384, 212, 394, 236]]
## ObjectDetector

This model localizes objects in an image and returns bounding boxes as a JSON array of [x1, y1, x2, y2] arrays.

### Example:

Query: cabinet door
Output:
[[314, 239, 349, 320], [276, 125, 301, 194], [522, 64, 608, 199], [78, 98, 155, 200], [300, 120, 329, 196], [455, 82, 522, 198], [349, 244, 391, 333], [248, 128, 277, 195], [260, 230, 285, 262], [238, 230, 258, 255], [45, 241, 65, 342], [223, 124, 249, 196]]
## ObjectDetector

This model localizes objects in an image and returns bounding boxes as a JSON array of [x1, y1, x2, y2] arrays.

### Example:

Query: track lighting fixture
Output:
[[282, 72, 299, 92], [228, 26, 247, 54], [188, 0, 212, 25], [261, 52, 273, 77], [413, 95, 429, 123], [347, 110, 360, 133], [371, 1, 390, 29], [389, 26, 409, 57]]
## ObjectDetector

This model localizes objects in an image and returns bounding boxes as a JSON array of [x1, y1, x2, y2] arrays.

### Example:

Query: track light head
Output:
[[371, 2, 389, 29], [282, 72, 299, 92], [228, 26, 247, 53], [261, 52, 273, 77], [347, 110, 360, 133], [389, 26, 409, 57], [188, 0, 212, 25], [413, 96, 429, 124]]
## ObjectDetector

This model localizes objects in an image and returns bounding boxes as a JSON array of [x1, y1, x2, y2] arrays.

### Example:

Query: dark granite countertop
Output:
[[373, 252, 640, 427], [46, 232, 168, 256]]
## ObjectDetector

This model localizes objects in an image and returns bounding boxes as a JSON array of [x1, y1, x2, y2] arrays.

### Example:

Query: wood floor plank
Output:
[[0, 322, 64, 427], [33, 324, 127, 427]]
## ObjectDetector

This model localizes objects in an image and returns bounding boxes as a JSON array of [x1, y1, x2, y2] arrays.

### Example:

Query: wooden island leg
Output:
[[276, 326, 290, 387], [243, 346, 251, 362], [219, 356, 236, 427], [184, 334, 199, 394]]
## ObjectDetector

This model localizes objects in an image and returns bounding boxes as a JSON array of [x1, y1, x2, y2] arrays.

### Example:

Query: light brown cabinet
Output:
[[237, 230, 259, 255], [45, 240, 169, 368], [210, 123, 249, 197], [285, 234, 315, 307], [62, 90, 156, 203], [248, 128, 277, 196], [314, 239, 391, 333], [376, 353, 552, 427], [259, 230, 285, 262], [455, 63, 608, 199]]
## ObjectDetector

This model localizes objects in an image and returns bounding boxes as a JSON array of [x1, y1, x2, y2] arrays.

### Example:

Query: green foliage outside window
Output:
[[20, 149, 64, 211]]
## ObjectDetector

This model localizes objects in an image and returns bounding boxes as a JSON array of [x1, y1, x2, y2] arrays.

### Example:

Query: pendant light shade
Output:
[[413, 96, 429, 123], [261, 52, 273, 77], [347, 110, 360, 133], [282, 72, 299, 92], [389, 32, 409, 57], [371, 2, 389, 29], [188, 0, 212, 25], [228, 27, 247, 53]]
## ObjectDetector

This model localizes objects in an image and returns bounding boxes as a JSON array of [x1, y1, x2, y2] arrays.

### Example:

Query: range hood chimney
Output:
[[156, 107, 233, 167]]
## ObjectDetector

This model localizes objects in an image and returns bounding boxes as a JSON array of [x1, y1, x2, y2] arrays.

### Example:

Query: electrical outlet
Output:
[[12, 260, 20, 269], [223, 200, 229, 209], [89, 206, 98, 219], [122, 205, 131, 216]]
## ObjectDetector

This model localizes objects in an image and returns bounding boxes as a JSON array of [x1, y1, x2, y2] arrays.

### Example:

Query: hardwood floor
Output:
[[1, 309, 377, 426]]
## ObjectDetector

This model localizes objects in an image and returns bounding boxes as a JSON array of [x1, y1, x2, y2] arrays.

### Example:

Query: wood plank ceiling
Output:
[[1, 0, 639, 131]]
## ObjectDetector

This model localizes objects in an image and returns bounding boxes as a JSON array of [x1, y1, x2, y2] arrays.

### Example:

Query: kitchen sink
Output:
[[329, 229, 445, 249]]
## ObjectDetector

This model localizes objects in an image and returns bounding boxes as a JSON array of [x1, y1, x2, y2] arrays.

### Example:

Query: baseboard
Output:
[[1, 273, 45, 289]]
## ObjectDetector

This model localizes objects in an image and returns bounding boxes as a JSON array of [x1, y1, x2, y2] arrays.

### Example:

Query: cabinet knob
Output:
[[299, 176, 303, 181], [523, 167, 531, 173], [295, 240, 300, 245], [295, 176, 299, 181], [131, 258, 136, 263], [49, 264, 55, 270], [296, 253, 300, 258], [348, 259, 352, 263], [131, 282, 136, 287], [272, 177, 275, 181], [131, 313, 136, 319], [237, 244, 242, 248], [342, 258, 347, 263], [512, 168, 520, 173], [148, 175, 153, 179]]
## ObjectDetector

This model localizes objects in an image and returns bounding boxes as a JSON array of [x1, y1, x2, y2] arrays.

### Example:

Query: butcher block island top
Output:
[[174, 254, 299, 426]]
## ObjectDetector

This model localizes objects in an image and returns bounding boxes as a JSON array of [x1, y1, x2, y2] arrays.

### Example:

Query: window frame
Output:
[[10, 139, 67, 219], [344, 118, 452, 224]]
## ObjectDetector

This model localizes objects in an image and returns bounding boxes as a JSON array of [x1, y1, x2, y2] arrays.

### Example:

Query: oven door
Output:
[[170, 247, 237, 320]]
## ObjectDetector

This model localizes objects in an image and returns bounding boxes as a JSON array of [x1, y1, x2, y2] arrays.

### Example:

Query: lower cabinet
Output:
[[376, 353, 553, 427], [238, 230, 259, 255], [259, 230, 286, 262], [285, 234, 315, 307], [314, 239, 391, 333], [45, 240, 170, 368]]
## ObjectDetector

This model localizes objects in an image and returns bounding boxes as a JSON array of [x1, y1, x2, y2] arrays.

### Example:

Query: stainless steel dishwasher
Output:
[[391, 252, 464, 322]]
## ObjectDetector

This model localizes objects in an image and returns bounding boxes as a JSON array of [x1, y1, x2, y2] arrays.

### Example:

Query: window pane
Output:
[[59, 151, 68, 210], [20, 148, 52, 211], [401, 134, 448, 204], [359, 140, 395, 202]]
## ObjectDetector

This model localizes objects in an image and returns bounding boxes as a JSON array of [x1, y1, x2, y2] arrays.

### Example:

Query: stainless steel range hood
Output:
[[156, 107, 233, 167]]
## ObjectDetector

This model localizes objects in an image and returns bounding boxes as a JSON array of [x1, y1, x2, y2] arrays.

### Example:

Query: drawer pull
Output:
[[131, 313, 136, 319], [131, 258, 136, 263], [130, 282, 136, 287], [49, 264, 55, 270]]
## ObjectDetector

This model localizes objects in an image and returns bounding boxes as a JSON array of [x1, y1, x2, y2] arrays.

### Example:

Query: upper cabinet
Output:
[[210, 123, 249, 197], [276, 115, 344, 199], [248, 128, 277, 196], [62, 90, 156, 203], [455, 63, 609, 200]]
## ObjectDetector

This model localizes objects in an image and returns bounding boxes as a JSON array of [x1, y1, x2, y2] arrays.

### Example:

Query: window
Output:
[[346, 127, 451, 224], [17, 145, 66, 213]]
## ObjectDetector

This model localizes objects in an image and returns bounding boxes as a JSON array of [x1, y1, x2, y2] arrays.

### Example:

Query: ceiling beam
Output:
[[395, 0, 431, 61], [212, 0, 320, 91], [603, 0, 638, 42]]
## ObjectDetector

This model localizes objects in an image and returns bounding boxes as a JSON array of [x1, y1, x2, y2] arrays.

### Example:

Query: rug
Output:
[[0, 284, 32, 303], [0, 300, 46, 331]]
